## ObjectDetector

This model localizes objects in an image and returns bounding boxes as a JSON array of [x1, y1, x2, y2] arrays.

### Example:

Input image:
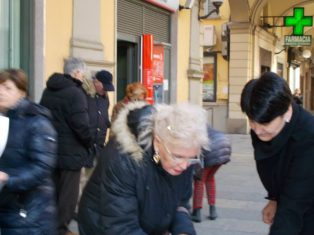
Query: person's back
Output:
[[40, 57, 92, 235], [192, 127, 231, 222], [41, 73, 92, 168]]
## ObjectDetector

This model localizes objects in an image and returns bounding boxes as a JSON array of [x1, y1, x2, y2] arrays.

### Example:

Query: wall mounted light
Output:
[[302, 49, 312, 59], [198, 0, 224, 20]]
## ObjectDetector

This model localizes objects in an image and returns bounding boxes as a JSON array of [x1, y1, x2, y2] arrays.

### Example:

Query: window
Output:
[[0, 0, 21, 69], [0, 0, 35, 99], [202, 53, 217, 102]]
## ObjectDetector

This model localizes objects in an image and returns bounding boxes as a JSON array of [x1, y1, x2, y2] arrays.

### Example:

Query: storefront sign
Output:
[[145, 0, 179, 12], [284, 7, 312, 36], [284, 35, 312, 46], [283, 7, 312, 46]]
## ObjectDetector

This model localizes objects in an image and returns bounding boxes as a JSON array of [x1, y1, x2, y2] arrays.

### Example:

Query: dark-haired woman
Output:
[[241, 71, 314, 235], [0, 69, 57, 235]]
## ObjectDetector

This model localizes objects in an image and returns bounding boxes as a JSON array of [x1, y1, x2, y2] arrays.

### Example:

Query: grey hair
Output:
[[154, 102, 209, 151], [63, 57, 86, 74]]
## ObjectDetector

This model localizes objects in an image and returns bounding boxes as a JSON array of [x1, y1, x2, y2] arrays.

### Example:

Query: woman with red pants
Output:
[[191, 127, 231, 222]]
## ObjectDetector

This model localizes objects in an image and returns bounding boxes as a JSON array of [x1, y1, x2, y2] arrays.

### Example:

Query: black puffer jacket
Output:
[[40, 73, 92, 170], [0, 99, 57, 235], [203, 127, 231, 167], [78, 102, 196, 235]]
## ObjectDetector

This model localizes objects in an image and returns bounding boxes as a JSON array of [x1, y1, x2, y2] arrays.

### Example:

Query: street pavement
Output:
[[71, 134, 270, 235], [193, 134, 269, 235]]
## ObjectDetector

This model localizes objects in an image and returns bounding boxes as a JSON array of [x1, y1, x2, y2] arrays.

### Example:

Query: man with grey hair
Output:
[[40, 57, 92, 235]]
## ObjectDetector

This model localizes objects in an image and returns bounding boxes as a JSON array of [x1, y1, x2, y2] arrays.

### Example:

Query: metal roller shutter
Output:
[[117, 0, 170, 43]]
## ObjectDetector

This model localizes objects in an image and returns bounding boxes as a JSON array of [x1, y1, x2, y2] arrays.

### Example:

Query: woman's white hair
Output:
[[112, 102, 209, 163], [154, 102, 209, 151]]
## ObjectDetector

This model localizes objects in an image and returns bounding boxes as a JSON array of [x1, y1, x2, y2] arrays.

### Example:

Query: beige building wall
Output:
[[44, 0, 116, 107], [176, 10, 191, 102], [100, 0, 115, 63], [45, 0, 72, 80], [99, 0, 116, 112]]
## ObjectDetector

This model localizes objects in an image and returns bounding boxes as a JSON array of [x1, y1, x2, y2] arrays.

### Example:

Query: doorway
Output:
[[117, 41, 139, 101]]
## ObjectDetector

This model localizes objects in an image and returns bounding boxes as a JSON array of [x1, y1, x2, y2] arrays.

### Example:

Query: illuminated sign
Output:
[[284, 7, 313, 36], [284, 35, 312, 46]]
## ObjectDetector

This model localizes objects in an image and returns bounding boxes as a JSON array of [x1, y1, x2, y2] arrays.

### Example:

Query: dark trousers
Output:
[[54, 169, 81, 235]]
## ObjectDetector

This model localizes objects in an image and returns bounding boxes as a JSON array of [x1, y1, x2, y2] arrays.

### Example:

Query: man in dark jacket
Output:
[[40, 57, 92, 235], [82, 70, 114, 168]]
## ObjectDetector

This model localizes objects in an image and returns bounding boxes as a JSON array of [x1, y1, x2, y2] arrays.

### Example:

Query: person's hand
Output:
[[0, 171, 8, 182], [262, 200, 277, 224], [0, 171, 8, 190]]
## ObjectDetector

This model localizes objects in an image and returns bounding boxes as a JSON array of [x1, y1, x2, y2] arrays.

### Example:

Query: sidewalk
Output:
[[71, 134, 270, 235], [194, 134, 269, 235]]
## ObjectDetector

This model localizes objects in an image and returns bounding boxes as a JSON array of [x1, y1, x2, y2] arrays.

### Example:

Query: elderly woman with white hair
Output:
[[78, 102, 209, 235]]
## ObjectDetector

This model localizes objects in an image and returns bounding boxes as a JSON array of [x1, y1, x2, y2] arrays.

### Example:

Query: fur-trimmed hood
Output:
[[111, 101, 154, 162], [82, 78, 97, 97]]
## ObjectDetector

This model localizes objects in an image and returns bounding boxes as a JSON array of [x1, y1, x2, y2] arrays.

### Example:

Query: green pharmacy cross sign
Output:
[[284, 7, 313, 36]]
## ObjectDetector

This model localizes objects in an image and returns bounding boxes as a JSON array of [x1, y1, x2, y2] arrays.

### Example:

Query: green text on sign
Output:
[[284, 7, 313, 36]]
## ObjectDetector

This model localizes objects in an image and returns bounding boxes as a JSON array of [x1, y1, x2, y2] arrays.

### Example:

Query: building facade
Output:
[[1, 0, 313, 134], [0, 0, 201, 109]]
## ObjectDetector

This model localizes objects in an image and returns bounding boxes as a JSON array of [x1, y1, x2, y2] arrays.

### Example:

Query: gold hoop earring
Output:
[[153, 151, 161, 164]]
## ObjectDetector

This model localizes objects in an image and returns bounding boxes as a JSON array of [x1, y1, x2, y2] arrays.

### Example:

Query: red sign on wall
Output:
[[142, 34, 154, 104], [153, 45, 164, 84]]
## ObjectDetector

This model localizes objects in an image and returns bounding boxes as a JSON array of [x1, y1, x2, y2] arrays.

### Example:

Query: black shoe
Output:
[[191, 208, 202, 223], [208, 205, 217, 220]]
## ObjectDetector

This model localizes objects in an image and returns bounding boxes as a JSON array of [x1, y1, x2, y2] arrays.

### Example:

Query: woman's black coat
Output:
[[78, 102, 196, 235], [251, 103, 314, 235], [0, 99, 57, 235]]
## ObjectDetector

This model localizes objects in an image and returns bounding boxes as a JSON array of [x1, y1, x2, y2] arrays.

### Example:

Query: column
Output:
[[187, 1, 203, 105], [227, 22, 253, 134]]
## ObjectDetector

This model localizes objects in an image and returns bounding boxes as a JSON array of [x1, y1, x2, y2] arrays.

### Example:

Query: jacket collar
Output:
[[252, 102, 300, 160]]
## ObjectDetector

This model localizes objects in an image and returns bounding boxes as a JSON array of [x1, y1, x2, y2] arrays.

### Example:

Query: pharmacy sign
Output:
[[284, 7, 313, 46]]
